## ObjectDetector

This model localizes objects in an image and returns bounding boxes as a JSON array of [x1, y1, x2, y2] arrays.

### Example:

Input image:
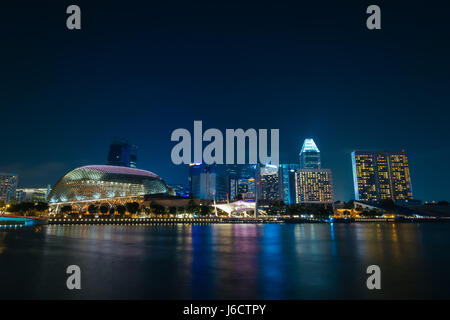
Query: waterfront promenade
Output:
[[46, 216, 447, 225], [2, 216, 448, 229]]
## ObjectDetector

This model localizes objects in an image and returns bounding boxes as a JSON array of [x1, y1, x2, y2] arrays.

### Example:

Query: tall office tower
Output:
[[230, 178, 256, 200], [279, 164, 300, 204], [189, 163, 228, 201], [299, 138, 321, 169], [224, 164, 257, 199], [0, 173, 18, 203], [351, 150, 413, 202], [107, 140, 138, 168], [295, 169, 334, 204], [257, 164, 282, 201]]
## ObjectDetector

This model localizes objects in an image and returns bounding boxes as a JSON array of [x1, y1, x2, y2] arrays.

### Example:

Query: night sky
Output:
[[1, 1, 449, 201]]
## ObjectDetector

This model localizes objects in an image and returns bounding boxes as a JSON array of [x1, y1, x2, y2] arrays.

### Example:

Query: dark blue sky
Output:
[[1, 1, 449, 201]]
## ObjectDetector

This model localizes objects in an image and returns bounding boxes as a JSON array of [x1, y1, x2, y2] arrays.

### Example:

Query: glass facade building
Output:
[[295, 169, 334, 204], [279, 164, 299, 204], [16, 187, 50, 203], [48, 165, 171, 203], [299, 138, 321, 169], [230, 178, 256, 200], [0, 173, 18, 203], [351, 150, 413, 202], [188, 163, 228, 201], [226, 164, 257, 200], [258, 164, 282, 201]]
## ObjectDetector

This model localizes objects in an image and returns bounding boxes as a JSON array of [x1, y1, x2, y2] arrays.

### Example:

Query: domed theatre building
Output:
[[48, 165, 174, 214]]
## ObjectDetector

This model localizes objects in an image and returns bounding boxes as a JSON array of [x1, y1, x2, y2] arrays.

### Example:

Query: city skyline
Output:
[[0, 138, 418, 204], [1, 2, 450, 202]]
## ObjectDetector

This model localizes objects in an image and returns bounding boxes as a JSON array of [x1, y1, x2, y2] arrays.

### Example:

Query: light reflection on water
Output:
[[0, 223, 449, 299]]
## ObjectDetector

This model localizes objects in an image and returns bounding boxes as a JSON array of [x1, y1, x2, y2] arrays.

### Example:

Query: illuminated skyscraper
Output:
[[279, 164, 299, 204], [351, 150, 413, 202], [295, 169, 334, 204], [230, 178, 256, 200], [0, 173, 18, 203], [257, 164, 282, 201], [189, 163, 228, 200], [299, 138, 321, 169]]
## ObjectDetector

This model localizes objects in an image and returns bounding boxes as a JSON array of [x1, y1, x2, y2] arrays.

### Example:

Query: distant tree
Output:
[[344, 200, 354, 209], [9, 202, 35, 216], [32, 202, 49, 216], [187, 200, 201, 214], [6, 203, 16, 213], [361, 209, 377, 217], [116, 205, 126, 216], [286, 205, 296, 217], [60, 205, 72, 215], [143, 205, 152, 216], [109, 207, 115, 216], [168, 206, 177, 216], [154, 204, 166, 216], [380, 199, 395, 211], [87, 204, 98, 214], [187, 199, 196, 213], [35, 202, 49, 212], [126, 202, 139, 215], [177, 206, 186, 215], [343, 210, 351, 216], [200, 205, 212, 216], [99, 205, 109, 215]]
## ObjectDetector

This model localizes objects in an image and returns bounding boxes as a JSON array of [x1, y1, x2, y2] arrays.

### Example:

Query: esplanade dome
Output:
[[49, 165, 171, 203]]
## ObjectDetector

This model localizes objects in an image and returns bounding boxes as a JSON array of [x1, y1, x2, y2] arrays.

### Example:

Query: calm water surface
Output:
[[1, 223, 449, 299]]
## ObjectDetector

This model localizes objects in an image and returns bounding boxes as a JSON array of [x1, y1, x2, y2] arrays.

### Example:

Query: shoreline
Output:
[[2, 216, 449, 230], [47, 216, 449, 225]]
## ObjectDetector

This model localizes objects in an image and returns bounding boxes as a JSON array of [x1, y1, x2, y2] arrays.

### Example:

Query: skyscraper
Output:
[[351, 150, 413, 202], [189, 163, 228, 201], [279, 164, 299, 204], [295, 169, 334, 204], [224, 164, 257, 200], [257, 164, 282, 201], [299, 138, 321, 169], [0, 173, 18, 203], [107, 140, 137, 168], [230, 178, 256, 200]]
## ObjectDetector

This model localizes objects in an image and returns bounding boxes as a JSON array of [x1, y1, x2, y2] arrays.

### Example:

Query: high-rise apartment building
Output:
[[107, 140, 138, 168], [295, 169, 334, 204], [0, 173, 18, 203], [351, 150, 412, 202], [299, 138, 321, 169]]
